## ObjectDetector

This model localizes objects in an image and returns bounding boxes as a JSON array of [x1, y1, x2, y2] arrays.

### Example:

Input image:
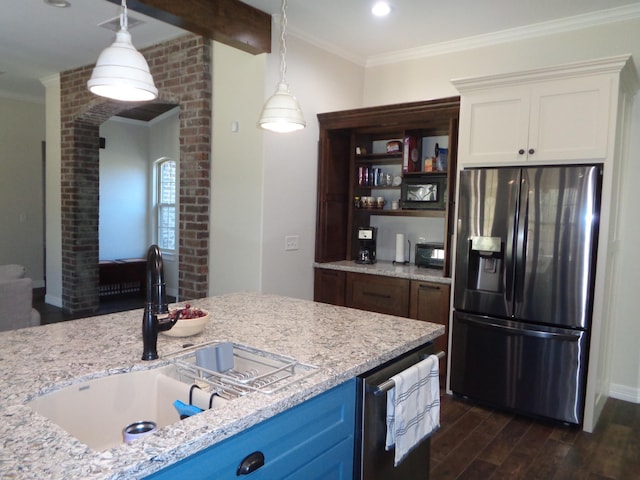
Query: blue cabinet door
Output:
[[146, 378, 356, 479]]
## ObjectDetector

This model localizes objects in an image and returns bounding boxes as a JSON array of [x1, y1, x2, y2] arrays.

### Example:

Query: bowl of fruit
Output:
[[162, 304, 210, 337]]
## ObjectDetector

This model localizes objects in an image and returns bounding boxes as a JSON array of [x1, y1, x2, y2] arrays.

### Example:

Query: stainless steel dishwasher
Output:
[[355, 344, 442, 480]]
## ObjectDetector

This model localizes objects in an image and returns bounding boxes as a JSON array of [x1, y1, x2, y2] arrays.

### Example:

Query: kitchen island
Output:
[[0, 292, 444, 479]]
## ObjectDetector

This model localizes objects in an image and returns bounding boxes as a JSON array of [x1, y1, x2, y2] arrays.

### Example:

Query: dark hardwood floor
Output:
[[432, 392, 640, 480], [33, 289, 148, 324], [33, 288, 180, 325]]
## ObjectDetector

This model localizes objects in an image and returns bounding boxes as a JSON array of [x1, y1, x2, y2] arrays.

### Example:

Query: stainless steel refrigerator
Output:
[[450, 165, 602, 425]]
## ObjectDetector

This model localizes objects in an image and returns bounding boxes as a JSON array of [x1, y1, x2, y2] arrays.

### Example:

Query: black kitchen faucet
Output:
[[141, 245, 178, 360]]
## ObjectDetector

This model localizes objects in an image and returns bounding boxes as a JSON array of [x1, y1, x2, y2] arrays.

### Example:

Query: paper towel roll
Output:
[[395, 234, 405, 263]]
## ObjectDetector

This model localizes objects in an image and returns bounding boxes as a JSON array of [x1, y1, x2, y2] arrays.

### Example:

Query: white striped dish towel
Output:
[[385, 354, 440, 467]]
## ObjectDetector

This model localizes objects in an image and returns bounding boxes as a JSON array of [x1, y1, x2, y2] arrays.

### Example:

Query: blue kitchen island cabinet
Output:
[[146, 378, 356, 479]]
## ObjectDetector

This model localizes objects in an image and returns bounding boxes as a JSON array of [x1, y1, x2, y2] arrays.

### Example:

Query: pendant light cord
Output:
[[120, 0, 128, 31], [279, 0, 288, 84]]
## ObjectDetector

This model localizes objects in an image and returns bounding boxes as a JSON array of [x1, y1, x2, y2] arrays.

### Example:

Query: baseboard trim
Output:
[[609, 383, 640, 403], [44, 294, 63, 308]]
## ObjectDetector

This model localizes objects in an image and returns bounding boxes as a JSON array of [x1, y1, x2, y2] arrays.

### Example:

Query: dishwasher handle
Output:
[[372, 351, 445, 396]]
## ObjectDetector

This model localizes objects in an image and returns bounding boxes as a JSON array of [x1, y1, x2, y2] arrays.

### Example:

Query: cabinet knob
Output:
[[528, 148, 535, 155], [518, 149, 525, 155], [237, 451, 265, 475]]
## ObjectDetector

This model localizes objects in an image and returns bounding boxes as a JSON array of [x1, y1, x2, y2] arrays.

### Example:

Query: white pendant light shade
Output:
[[259, 82, 306, 133], [88, 0, 157, 102], [88, 29, 157, 102], [258, 0, 305, 133]]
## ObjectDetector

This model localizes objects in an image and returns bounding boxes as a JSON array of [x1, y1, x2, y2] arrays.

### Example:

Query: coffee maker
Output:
[[356, 227, 377, 264]]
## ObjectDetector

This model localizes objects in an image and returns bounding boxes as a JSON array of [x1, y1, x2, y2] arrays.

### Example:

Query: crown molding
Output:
[[451, 54, 636, 92], [287, 26, 366, 67], [365, 4, 640, 68]]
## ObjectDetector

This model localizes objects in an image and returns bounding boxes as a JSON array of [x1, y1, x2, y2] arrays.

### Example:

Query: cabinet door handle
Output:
[[518, 149, 525, 155], [237, 451, 265, 476], [419, 284, 441, 291], [528, 148, 535, 155], [363, 291, 392, 300]]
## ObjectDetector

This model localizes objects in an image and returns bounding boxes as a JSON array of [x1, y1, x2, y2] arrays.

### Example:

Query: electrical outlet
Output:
[[285, 235, 299, 251]]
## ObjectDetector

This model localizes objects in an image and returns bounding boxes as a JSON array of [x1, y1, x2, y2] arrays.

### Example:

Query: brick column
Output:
[[60, 34, 211, 314]]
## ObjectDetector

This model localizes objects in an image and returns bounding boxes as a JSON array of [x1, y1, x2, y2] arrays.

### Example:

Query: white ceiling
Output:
[[2, 0, 640, 101]]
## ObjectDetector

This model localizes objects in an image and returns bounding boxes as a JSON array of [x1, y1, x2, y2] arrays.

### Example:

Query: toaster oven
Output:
[[415, 242, 445, 269]]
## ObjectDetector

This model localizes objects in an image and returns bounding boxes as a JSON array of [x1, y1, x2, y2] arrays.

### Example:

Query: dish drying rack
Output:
[[166, 342, 319, 400]]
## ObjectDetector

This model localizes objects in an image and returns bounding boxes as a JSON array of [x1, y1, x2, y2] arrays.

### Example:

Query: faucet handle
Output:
[[158, 309, 180, 332]]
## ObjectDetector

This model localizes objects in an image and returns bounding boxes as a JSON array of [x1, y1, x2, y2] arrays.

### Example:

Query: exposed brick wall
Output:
[[60, 33, 211, 314]]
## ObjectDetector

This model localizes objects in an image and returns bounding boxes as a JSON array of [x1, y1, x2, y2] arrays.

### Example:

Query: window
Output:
[[156, 159, 176, 251]]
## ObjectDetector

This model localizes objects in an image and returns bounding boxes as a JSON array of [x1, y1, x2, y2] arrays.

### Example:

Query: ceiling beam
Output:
[[106, 0, 271, 55]]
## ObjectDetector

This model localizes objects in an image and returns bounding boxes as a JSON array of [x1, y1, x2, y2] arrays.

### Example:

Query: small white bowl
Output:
[[162, 310, 210, 337]]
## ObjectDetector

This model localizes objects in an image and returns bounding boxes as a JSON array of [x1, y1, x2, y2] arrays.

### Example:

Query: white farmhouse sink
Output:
[[28, 365, 224, 451], [28, 342, 317, 451]]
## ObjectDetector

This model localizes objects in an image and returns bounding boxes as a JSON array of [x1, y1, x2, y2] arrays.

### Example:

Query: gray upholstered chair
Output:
[[0, 264, 41, 332]]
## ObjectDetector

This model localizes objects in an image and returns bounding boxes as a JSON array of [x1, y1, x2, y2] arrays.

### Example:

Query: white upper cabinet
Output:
[[457, 86, 531, 165], [454, 60, 616, 166]]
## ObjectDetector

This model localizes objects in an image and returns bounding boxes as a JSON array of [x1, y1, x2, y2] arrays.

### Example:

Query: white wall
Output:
[[210, 41, 266, 296], [0, 95, 45, 286], [613, 94, 640, 400], [42, 75, 62, 307], [99, 119, 149, 260], [361, 19, 640, 402], [259, 26, 365, 299], [210, 27, 364, 300]]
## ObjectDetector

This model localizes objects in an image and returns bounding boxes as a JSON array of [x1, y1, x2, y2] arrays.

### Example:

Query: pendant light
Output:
[[87, 0, 157, 102], [258, 0, 306, 133]]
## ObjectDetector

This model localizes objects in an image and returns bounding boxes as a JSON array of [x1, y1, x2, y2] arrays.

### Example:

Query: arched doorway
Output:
[[59, 34, 211, 315]]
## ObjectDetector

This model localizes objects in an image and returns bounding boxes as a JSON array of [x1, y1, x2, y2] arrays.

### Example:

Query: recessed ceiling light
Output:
[[371, 1, 391, 17], [44, 0, 71, 7]]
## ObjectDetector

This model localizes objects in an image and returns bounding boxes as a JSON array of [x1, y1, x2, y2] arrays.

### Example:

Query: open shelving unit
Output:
[[315, 97, 460, 275]]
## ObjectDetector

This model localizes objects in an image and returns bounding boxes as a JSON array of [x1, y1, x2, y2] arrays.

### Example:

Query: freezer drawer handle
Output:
[[373, 351, 445, 396], [460, 316, 581, 341]]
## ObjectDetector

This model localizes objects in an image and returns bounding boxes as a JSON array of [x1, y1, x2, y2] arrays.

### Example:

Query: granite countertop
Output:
[[0, 292, 444, 479], [314, 259, 452, 284]]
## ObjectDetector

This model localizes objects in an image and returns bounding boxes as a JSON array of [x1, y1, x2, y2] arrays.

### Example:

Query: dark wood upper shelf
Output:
[[354, 153, 403, 164], [353, 209, 445, 218]]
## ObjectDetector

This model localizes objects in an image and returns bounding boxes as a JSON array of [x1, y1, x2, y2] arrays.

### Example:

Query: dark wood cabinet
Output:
[[315, 98, 460, 275], [313, 268, 346, 306], [346, 272, 410, 317], [314, 100, 458, 361], [409, 280, 450, 383], [314, 267, 450, 382], [315, 130, 351, 263]]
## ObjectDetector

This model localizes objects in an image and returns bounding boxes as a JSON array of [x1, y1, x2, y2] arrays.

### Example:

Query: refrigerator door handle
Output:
[[514, 173, 529, 305], [504, 172, 522, 311], [459, 315, 582, 341]]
